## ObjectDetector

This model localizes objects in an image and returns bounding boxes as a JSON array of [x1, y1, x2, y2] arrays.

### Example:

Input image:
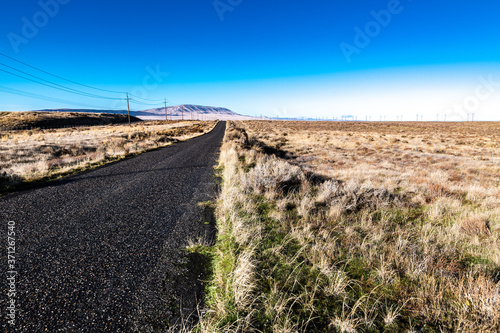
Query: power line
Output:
[[0, 53, 182, 110], [127, 93, 165, 103], [130, 98, 179, 108], [0, 63, 123, 100], [0, 52, 125, 95], [0, 85, 124, 110], [0, 53, 170, 104], [128, 98, 164, 106], [0, 68, 126, 102]]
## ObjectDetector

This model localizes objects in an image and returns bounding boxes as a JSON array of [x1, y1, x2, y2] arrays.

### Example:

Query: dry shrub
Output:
[[460, 215, 491, 237], [241, 156, 304, 196], [426, 196, 461, 222], [224, 126, 249, 146], [432, 250, 465, 278], [448, 171, 463, 182], [428, 183, 448, 200], [317, 180, 400, 214]]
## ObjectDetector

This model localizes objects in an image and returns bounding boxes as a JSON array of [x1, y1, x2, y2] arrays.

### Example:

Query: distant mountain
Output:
[[134, 104, 256, 120], [37, 105, 256, 120], [140, 105, 239, 116]]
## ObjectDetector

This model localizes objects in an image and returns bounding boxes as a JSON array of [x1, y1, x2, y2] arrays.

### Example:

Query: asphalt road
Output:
[[1, 121, 226, 332]]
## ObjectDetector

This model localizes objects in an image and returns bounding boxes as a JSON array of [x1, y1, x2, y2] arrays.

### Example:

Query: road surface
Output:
[[1, 121, 226, 332]]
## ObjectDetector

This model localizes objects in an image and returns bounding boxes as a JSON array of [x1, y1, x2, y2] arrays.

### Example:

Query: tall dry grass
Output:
[[196, 121, 499, 332]]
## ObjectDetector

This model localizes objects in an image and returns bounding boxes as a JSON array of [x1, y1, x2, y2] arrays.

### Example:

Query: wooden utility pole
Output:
[[165, 98, 168, 120], [126, 93, 131, 126], [181, 105, 184, 120]]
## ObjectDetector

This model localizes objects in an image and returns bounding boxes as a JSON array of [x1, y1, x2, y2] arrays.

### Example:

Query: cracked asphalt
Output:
[[0, 121, 226, 332]]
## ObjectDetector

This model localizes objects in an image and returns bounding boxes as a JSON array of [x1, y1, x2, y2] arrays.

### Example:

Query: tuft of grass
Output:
[[460, 214, 491, 237]]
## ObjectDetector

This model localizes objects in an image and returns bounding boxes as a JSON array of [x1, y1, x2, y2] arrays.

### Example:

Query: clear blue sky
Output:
[[1, 0, 499, 120]]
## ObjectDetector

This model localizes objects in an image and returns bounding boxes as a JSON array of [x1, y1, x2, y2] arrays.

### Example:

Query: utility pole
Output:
[[126, 93, 131, 126], [181, 105, 184, 120], [472, 113, 475, 121], [164, 99, 168, 121]]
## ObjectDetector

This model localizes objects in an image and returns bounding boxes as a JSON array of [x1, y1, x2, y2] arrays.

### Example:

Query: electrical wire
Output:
[[0, 62, 123, 100], [128, 93, 165, 103], [129, 97, 180, 108], [0, 53, 171, 104], [129, 101, 160, 107], [0, 52, 126, 95], [0, 53, 179, 108], [0, 68, 128, 102], [0, 85, 124, 110]]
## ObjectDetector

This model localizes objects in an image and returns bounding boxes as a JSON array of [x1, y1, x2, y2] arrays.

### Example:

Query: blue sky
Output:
[[1, 0, 499, 120]]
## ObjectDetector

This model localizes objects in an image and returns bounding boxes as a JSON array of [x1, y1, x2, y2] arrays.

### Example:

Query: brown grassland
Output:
[[193, 121, 499, 332], [0, 111, 141, 129], [0, 118, 217, 194]]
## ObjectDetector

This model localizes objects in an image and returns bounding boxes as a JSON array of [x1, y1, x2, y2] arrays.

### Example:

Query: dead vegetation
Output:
[[0, 111, 140, 130], [195, 121, 499, 332], [0, 120, 216, 194]]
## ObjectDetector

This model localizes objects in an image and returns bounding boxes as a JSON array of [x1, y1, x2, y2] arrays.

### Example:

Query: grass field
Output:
[[194, 120, 500, 332], [0, 111, 140, 129], [0, 119, 217, 194]]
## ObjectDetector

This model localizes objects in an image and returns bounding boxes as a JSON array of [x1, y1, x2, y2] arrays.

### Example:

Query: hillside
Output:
[[0, 111, 140, 130], [35, 105, 256, 121], [135, 104, 256, 120]]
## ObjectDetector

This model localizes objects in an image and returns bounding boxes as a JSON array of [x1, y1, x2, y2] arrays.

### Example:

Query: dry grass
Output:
[[460, 214, 491, 237], [196, 121, 500, 332], [0, 119, 217, 193], [0, 111, 140, 129]]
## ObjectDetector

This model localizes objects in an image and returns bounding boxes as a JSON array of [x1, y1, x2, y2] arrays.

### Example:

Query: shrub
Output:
[[460, 215, 491, 237]]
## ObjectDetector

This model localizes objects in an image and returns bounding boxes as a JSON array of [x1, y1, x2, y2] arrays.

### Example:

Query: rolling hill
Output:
[[36, 105, 257, 121]]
